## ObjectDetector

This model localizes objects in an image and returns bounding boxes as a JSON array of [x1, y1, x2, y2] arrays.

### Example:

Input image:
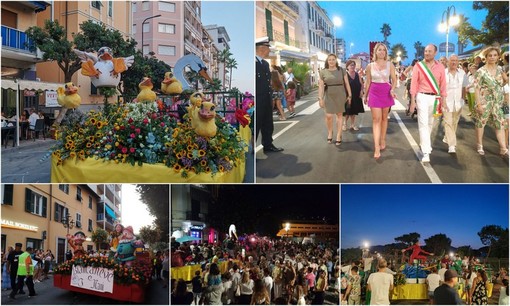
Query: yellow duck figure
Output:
[[161, 72, 183, 95], [137, 77, 157, 102], [57, 82, 81, 109], [188, 92, 217, 137]]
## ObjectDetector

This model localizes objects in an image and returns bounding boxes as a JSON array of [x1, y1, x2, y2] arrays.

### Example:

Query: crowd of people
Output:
[[256, 36, 509, 163], [171, 237, 339, 305], [340, 249, 509, 305]]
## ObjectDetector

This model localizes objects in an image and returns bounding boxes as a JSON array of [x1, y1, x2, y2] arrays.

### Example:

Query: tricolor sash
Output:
[[417, 60, 443, 117]]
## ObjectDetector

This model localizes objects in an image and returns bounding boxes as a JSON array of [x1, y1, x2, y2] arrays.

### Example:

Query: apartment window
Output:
[[132, 2, 136, 13], [91, 82, 98, 95], [143, 45, 149, 55], [91, 1, 101, 10], [25, 188, 47, 218], [158, 45, 176, 56], [88, 219, 93, 232], [88, 196, 93, 209], [142, 1, 149, 11], [143, 23, 150, 33], [76, 213, 82, 228], [265, 9, 273, 41], [26, 238, 42, 250], [158, 1, 175, 12], [158, 23, 175, 34], [132, 24, 137, 34], [1, 185, 13, 205], [284, 20, 289, 45], [76, 186, 82, 201], [54, 203, 68, 223], [108, 1, 113, 17], [59, 184, 69, 194]]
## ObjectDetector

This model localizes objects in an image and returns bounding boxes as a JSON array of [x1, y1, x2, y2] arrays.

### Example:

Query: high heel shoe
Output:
[[327, 138, 333, 144]]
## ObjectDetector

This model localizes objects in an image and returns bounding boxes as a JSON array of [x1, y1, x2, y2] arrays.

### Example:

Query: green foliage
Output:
[[456, 245, 473, 258], [122, 52, 171, 96], [389, 43, 408, 63], [478, 225, 507, 259], [340, 247, 362, 264], [91, 228, 109, 248], [394, 232, 421, 247], [380, 23, 392, 47], [456, 2, 509, 46], [413, 41, 424, 60], [139, 225, 162, 248], [136, 185, 169, 242], [73, 21, 137, 57], [424, 233, 451, 255]]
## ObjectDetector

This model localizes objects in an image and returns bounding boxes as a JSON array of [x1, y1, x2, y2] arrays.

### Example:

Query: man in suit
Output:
[[256, 37, 283, 153]]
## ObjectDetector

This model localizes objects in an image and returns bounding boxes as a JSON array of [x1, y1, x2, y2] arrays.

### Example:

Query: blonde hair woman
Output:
[[364, 43, 398, 159]]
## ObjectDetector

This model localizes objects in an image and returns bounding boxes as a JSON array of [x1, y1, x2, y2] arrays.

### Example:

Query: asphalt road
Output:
[[256, 85, 509, 183], [1, 138, 255, 183], [0, 274, 169, 305]]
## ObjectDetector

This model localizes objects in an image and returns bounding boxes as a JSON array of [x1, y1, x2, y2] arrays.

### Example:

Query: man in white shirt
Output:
[[283, 67, 294, 86], [426, 267, 441, 304], [443, 54, 468, 153], [262, 268, 273, 302], [438, 262, 448, 283], [367, 259, 394, 305], [28, 108, 40, 139]]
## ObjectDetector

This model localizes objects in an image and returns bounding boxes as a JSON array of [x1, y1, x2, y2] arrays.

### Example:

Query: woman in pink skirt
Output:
[[364, 43, 398, 159]]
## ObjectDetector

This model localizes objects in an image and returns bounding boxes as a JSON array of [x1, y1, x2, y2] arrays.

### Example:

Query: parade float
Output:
[[53, 226, 152, 303], [50, 51, 252, 183]]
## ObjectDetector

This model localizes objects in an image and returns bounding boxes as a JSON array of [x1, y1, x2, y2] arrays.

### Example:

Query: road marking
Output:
[[298, 102, 321, 115], [393, 111, 442, 183], [255, 120, 299, 152]]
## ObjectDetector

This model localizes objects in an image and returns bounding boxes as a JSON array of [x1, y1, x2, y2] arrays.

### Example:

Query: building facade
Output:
[[276, 221, 339, 242], [1, 184, 122, 264]]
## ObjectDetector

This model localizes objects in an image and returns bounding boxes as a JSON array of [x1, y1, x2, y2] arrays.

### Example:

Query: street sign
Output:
[[439, 42, 455, 53]]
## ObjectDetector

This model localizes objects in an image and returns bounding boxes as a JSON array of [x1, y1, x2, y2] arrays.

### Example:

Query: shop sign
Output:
[[45, 91, 59, 107], [1, 219, 39, 232], [190, 225, 204, 230], [71, 265, 114, 293], [24, 90, 36, 97]]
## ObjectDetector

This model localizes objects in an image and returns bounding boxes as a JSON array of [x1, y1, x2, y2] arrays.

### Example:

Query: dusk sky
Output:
[[318, 1, 489, 63], [341, 185, 509, 249], [202, 1, 254, 93]]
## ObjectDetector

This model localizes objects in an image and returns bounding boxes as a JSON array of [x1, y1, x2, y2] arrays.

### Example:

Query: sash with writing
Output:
[[417, 61, 442, 117]]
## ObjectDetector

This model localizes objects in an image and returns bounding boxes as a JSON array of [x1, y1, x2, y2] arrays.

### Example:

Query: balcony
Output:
[[1, 26, 44, 65], [264, 28, 307, 50], [97, 213, 115, 226], [282, 1, 300, 15]]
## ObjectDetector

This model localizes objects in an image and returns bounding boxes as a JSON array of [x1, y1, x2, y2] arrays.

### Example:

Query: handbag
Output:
[[235, 284, 241, 297]]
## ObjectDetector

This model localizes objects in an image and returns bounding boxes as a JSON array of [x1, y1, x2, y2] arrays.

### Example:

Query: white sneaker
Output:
[[421, 153, 430, 163], [442, 137, 448, 144], [448, 146, 456, 153]]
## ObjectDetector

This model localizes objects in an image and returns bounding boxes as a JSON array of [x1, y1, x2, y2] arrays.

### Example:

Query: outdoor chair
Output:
[[31, 118, 46, 141]]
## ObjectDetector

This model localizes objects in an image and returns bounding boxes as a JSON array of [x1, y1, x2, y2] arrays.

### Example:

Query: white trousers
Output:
[[416, 93, 437, 154]]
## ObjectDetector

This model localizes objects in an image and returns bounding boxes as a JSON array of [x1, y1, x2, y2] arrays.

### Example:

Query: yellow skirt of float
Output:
[[171, 260, 240, 282], [391, 283, 464, 300], [51, 155, 245, 183]]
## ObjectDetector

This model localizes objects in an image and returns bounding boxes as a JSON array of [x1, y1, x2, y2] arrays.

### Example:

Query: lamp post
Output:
[[62, 212, 75, 235], [332, 16, 342, 57], [141, 14, 162, 55], [438, 6, 459, 58]]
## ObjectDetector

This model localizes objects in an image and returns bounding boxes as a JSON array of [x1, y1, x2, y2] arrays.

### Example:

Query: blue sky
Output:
[[341, 184, 509, 249], [202, 1, 254, 93], [318, 1, 489, 64]]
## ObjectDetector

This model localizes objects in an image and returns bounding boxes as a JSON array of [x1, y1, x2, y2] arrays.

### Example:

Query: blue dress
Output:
[[1, 263, 11, 290]]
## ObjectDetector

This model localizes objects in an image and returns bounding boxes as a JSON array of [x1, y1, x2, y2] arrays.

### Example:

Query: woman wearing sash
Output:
[[364, 43, 397, 159], [319, 53, 352, 145], [473, 46, 509, 156]]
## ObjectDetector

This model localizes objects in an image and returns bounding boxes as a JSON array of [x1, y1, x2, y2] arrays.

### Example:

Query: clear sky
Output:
[[121, 184, 155, 234], [341, 184, 509, 249], [202, 1, 255, 93], [318, 1, 489, 64]]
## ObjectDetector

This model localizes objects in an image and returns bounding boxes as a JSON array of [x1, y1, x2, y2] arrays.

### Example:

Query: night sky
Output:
[[209, 185, 339, 237], [341, 184, 509, 249]]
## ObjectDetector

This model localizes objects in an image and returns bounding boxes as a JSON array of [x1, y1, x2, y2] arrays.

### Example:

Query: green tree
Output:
[[91, 228, 109, 250], [456, 245, 472, 258], [380, 23, 392, 48], [139, 225, 162, 249], [341, 248, 362, 264], [285, 61, 311, 96], [217, 48, 232, 90], [389, 43, 408, 64], [456, 2, 508, 46], [136, 185, 169, 242], [225, 57, 238, 90], [413, 41, 424, 59], [424, 233, 451, 255], [478, 225, 505, 260], [394, 232, 421, 247], [122, 52, 171, 97]]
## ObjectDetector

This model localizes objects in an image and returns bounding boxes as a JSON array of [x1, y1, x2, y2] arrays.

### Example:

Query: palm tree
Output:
[[225, 57, 238, 90], [389, 43, 408, 65], [217, 48, 232, 90], [380, 23, 392, 47], [413, 41, 423, 59]]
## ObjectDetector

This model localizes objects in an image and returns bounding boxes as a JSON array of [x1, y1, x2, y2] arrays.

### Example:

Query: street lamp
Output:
[[141, 14, 162, 55], [332, 16, 342, 57], [438, 5, 459, 58], [62, 212, 75, 235], [396, 51, 402, 67]]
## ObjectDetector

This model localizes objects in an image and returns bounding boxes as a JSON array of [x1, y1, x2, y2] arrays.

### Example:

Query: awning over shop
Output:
[[1, 79, 60, 91], [105, 205, 116, 219], [280, 50, 313, 61]]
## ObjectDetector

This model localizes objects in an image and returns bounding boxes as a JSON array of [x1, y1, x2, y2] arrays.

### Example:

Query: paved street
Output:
[[0, 275, 169, 305], [1, 137, 254, 183], [256, 85, 509, 183]]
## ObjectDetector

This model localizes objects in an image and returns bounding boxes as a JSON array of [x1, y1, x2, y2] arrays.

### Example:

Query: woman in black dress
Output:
[[343, 60, 365, 131]]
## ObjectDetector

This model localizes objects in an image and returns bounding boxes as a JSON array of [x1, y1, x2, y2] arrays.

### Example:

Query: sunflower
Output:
[[200, 160, 207, 166], [198, 150, 206, 157], [88, 136, 95, 142], [90, 118, 97, 125], [96, 121, 105, 129], [173, 164, 182, 172], [69, 152, 77, 159]]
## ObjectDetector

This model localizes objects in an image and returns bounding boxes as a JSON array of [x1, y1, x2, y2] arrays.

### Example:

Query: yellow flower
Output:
[[96, 121, 104, 129], [90, 118, 97, 125], [187, 152, 193, 159], [165, 142, 171, 148], [176, 152, 183, 159], [205, 167, 211, 173], [70, 152, 76, 159], [172, 128, 179, 138], [86, 142, 92, 148], [198, 150, 206, 157], [173, 164, 182, 172], [88, 136, 95, 142], [219, 165, 225, 172], [187, 145, 194, 151], [200, 160, 207, 166]]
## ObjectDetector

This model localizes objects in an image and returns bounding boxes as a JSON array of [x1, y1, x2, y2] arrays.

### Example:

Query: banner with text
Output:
[[45, 91, 59, 107], [70, 265, 114, 293]]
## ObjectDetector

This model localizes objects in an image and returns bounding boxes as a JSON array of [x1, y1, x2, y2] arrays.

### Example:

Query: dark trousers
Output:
[[9, 270, 17, 292], [11, 275, 35, 296], [312, 291, 325, 305], [255, 94, 274, 148]]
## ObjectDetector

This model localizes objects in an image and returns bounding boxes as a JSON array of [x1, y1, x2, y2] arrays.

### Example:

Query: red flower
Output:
[[135, 128, 141, 134], [122, 147, 128, 154], [130, 147, 135, 153], [128, 118, 134, 124], [143, 118, 149, 124], [151, 112, 158, 119], [130, 133, 136, 138], [160, 122, 165, 127]]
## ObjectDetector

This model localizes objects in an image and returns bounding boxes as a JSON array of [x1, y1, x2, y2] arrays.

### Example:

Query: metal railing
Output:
[[1, 25, 34, 52]]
